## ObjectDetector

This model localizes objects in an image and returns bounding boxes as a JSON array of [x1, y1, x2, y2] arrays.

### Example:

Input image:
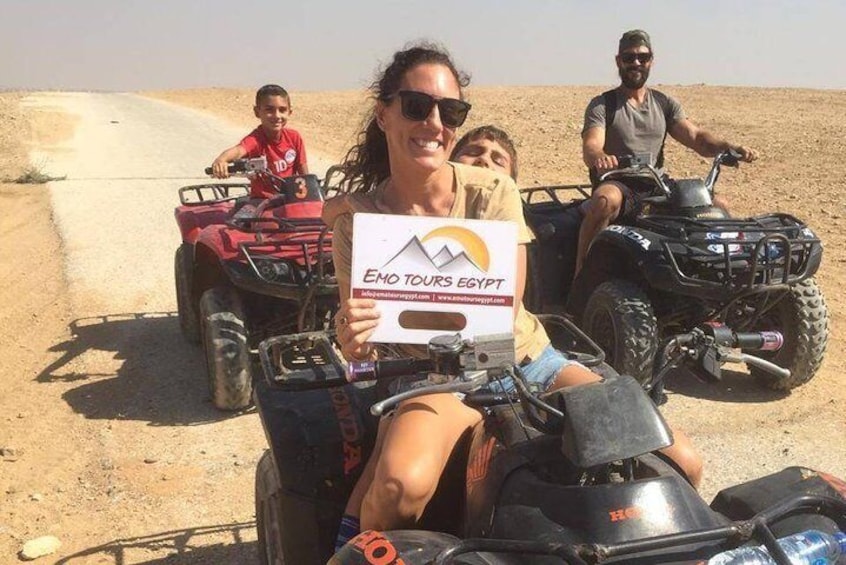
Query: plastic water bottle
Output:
[[707, 529, 846, 564]]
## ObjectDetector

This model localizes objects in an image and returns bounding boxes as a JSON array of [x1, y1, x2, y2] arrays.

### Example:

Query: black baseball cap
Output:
[[619, 29, 652, 52]]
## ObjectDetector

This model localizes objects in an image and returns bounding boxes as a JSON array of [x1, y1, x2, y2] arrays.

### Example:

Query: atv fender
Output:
[[710, 466, 845, 537], [254, 379, 380, 564], [174, 202, 234, 244], [566, 228, 662, 320], [334, 530, 461, 565]]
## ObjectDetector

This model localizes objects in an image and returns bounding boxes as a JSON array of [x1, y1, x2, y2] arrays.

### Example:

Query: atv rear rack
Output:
[[178, 183, 250, 206], [520, 184, 591, 206], [434, 493, 846, 564], [648, 213, 822, 293]]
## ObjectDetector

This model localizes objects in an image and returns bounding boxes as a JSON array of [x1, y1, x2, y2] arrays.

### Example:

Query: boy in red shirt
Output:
[[210, 84, 309, 198]]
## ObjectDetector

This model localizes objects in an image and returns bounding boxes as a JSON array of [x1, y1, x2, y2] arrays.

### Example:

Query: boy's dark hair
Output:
[[452, 125, 519, 180], [255, 84, 290, 106], [339, 41, 470, 193]]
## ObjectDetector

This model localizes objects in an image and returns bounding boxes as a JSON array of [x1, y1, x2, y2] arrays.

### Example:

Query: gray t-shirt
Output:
[[583, 88, 685, 168]]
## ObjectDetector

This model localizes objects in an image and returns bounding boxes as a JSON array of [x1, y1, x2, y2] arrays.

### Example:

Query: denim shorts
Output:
[[486, 345, 579, 394]]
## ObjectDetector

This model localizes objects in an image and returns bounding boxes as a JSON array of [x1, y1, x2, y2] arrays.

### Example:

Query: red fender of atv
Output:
[[174, 202, 235, 244]]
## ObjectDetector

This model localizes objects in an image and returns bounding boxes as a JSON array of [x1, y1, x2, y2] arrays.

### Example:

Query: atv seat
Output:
[[523, 202, 583, 311]]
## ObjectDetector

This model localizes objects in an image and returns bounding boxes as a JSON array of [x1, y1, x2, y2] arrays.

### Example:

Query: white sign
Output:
[[351, 213, 517, 344]]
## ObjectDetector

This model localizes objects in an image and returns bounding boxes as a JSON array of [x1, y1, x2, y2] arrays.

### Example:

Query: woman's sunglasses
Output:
[[388, 90, 471, 129], [620, 52, 653, 65]]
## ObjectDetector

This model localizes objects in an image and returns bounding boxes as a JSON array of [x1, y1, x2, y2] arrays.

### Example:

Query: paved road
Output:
[[14, 92, 339, 562]]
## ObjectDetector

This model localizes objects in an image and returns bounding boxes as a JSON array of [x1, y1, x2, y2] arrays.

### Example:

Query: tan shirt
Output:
[[322, 162, 550, 361]]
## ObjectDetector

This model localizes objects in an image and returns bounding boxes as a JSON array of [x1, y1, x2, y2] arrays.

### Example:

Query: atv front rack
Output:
[[647, 213, 822, 294], [434, 493, 846, 564], [240, 225, 334, 285], [226, 214, 328, 234], [178, 183, 250, 205]]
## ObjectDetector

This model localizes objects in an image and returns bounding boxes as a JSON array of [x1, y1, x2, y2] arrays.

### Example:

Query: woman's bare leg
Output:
[[360, 393, 481, 530], [342, 415, 392, 518], [659, 428, 703, 488]]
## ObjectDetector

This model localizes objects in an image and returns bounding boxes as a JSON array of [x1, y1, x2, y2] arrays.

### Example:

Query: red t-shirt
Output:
[[239, 127, 308, 198]]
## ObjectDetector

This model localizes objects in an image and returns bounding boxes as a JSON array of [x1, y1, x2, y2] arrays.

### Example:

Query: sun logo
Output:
[[384, 226, 490, 274]]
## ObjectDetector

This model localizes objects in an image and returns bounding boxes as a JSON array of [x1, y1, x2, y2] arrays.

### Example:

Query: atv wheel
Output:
[[256, 450, 286, 565], [582, 280, 657, 384], [746, 278, 829, 391], [174, 244, 200, 344], [199, 286, 252, 410]]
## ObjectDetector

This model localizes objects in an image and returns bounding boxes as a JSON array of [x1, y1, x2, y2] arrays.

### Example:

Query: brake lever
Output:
[[721, 351, 791, 380], [370, 370, 489, 416]]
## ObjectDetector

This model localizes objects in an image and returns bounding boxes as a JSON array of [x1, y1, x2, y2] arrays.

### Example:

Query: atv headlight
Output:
[[705, 231, 743, 255], [253, 258, 293, 282]]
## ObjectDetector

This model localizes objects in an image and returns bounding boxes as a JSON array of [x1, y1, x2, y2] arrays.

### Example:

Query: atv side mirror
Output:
[[559, 376, 673, 468], [258, 331, 349, 390]]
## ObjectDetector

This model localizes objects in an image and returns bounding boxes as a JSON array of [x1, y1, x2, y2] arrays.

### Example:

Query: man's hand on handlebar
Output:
[[592, 153, 619, 173], [731, 145, 758, 163], [335, 298, 380, 361]]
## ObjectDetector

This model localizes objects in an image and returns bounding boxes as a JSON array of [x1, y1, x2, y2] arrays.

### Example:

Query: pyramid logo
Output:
[[383, 226, 489, 274]]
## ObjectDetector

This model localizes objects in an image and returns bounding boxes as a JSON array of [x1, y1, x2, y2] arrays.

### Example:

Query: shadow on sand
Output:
[[661, 365, 790, 403], [53, 521, 257, 564], [36, 312, 252, 425]]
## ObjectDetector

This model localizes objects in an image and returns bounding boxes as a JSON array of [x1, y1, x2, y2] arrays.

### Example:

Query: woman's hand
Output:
[[335, 298, 380, 360]]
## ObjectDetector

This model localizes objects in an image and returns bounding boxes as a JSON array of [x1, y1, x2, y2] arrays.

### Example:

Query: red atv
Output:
[[173, 158, 337, 410]]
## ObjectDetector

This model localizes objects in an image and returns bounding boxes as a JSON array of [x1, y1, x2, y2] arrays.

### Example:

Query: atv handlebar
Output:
[[205, 157, 268, 177], [599, 149, 742, 198], [674, 325, 785, 352], [732, 330, 784, 351], [369, 370, 492, 416], [346, 357, 434, 383], [649, 324, 790, 399]]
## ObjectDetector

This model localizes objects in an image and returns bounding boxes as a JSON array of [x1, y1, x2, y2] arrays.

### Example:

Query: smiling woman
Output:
[[319, 41, 704, 553]]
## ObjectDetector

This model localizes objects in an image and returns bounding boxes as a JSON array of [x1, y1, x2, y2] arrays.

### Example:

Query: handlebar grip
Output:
[[734, 331, 784, 351], [346, 358, 433, 382], [205, 162, 249, 177], [464, 391, 517, 407]]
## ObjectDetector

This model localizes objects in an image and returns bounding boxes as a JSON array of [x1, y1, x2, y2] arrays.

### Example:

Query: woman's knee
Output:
[[367, 449, 442, 518], [364, 396, 478, 519]]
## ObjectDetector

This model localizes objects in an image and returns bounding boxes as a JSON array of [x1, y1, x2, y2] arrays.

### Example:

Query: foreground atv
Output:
[[523, 150, 828, 390], [173, 158, 337, 410], [252, 318, 845, 564]]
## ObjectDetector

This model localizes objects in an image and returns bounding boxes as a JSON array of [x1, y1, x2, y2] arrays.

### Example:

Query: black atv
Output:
[[522, 150, 828, 390], [173, 158, 337, 410], [251, 319, 846, 564]]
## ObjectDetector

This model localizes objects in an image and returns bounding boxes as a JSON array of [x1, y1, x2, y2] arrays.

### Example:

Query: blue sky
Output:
[[2, 0, 843, 91]]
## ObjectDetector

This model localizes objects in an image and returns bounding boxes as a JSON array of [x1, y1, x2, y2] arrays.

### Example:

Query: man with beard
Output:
[[575, 29, 758, 276]]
